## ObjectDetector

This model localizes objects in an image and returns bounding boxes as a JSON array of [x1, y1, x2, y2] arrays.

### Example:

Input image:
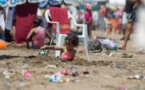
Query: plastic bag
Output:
[[101, 39, 118, 50], [0, 39, 7, 49]]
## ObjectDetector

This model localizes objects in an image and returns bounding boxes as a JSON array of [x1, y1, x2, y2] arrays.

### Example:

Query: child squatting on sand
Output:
[[41, 33, 79, 61]]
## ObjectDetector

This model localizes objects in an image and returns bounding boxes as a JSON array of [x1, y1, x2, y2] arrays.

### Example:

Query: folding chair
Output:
[[45, 7, 90, 61]]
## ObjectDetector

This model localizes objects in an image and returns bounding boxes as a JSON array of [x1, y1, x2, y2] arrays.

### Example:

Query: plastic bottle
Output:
[[50, 72, 61, 82], [79, 56, 85, 60], [39, 50, 45, 56]]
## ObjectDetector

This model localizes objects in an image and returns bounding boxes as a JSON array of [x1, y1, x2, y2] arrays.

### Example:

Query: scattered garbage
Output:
[[45, 75, 51, 78], [60, 78, 70, 83], [2, 71, 15, 79], [127, 75, 144, 80], [105, 51, 111, 55], [21, 70, 32, 77], [72, 71, 79, 77], [45, 65, 57, 69], [79, 56, 85, 60], [121, 53, 133, 58], [104, 75, 112, 79], [83, 71, 89, 75], [24, 71, 32, 77], [39, 50, 45, 56], [69, 66, 75, 70], [101, 39, 118, 50], [0, 39, 7, 49], [50, 72, 62, 83], [104, 51, 114, 57], [88, 38, 102, 52], [60, 70, 69, 75], [119, 86, 128, 90], [116, 65, 125, 69], [22, 64, 29, 69]]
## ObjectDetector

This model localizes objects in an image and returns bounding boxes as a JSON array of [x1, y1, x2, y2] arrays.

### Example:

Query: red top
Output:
[[61, 51, 75, 60]]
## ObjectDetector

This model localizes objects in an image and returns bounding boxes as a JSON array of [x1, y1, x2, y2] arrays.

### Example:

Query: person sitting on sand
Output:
[[41, 33, 79, 61], [26, 18, 51, 49]]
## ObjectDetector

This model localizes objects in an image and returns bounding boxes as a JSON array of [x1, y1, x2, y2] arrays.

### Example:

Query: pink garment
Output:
[[85, 12, 91, 22], [33, 27, 45, 48]]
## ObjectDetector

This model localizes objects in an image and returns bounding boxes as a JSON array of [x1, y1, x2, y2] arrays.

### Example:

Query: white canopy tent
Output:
[[109, 0, 126, 9]]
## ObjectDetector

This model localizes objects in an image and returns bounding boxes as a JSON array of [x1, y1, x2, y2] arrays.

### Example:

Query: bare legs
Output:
[[119, 21, 134, 50]]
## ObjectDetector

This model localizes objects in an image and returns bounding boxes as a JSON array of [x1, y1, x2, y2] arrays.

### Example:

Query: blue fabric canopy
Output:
[[0, 0, 47, 7]]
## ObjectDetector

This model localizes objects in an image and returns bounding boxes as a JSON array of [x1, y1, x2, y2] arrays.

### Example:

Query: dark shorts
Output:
[[31, 43, 38, 49], [129, 8, 137, 22]]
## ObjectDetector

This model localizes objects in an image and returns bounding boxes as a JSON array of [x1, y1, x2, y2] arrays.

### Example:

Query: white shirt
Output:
[[0, 13, 5, 31], [5, 9, 13, 30]]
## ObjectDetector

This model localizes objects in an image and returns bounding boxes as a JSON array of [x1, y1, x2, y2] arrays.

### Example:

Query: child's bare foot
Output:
[[119, 46, 126, 50]]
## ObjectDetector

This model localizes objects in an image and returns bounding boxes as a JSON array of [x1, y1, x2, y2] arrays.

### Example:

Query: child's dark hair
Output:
[[33, 18, 42, 27], [65, 33, 79, 47]]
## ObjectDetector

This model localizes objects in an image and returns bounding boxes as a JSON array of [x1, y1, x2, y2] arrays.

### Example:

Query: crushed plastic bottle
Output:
[[60, 78, 70, 83], [2, 71, 15, 78], [21, 70, 32, 77], [39, 50, 45, 56], [127, 75, 144, 80], [69, 66, 75, 70], [50, 72, 62, 82], [60, 70, 69, 75], [79, 56, 85, 60]]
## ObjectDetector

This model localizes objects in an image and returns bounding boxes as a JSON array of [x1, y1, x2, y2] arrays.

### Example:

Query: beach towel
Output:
[[49, 7, 70, 34], [15, 2, 38, 44]]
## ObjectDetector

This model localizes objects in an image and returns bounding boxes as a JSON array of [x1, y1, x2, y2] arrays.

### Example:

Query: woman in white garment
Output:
[[0, 5, 6, 34]]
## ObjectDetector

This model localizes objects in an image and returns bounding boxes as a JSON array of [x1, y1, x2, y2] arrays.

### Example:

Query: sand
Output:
[[0, 30, 145, 90]]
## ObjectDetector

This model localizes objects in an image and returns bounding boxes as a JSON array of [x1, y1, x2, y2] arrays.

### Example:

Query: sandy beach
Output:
[[0, 30, 145, 90]]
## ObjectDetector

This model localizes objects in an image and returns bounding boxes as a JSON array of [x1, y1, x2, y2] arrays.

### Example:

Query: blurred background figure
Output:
[[85, 3, 93, 38], [0, 5, 6, 35], [120, 0, 135, 40], [119, 0, 142, 50], [134, 0, 145, 50]]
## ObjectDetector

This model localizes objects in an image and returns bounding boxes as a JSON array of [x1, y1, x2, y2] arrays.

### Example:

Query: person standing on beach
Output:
[[120, 0, 135, 40], [85, 4, 93, 38], [119, 0, 142, 50]]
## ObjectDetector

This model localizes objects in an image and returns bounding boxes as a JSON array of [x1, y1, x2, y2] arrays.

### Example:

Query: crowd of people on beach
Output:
[[0, 0, 144, 61]]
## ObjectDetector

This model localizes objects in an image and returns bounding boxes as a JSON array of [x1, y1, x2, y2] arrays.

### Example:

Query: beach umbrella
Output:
[[0, 0, 48, 7], [109, 0, 125, 9], [63, 0, 107, 5], [0, 0, 72, 44], [106, 3, 118, 11]]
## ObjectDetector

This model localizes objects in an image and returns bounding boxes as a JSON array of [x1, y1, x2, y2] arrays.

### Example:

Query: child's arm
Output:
[[41, 45, 64, 51], [45, 29, 52, 41], [26, 29, 34, 49]]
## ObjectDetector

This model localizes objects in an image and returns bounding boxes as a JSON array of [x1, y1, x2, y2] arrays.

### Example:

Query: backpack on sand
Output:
[[88, 39, 102, 52]]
